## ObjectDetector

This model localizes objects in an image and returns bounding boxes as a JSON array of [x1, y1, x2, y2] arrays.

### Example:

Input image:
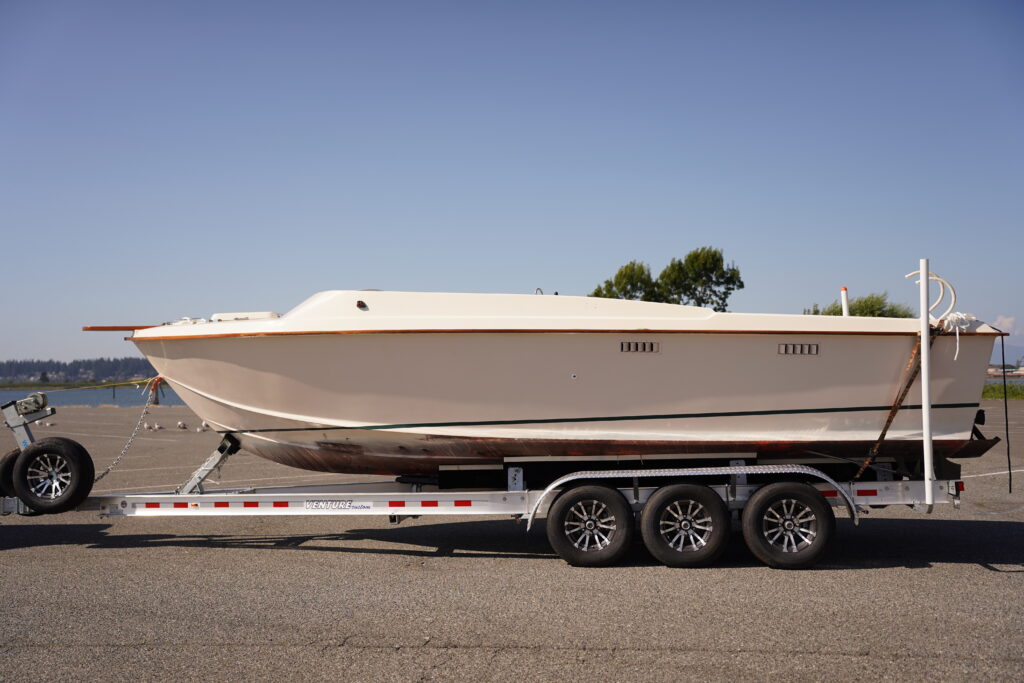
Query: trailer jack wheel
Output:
[[641, 484, 730, 568], [742, 482, 835, 569], [546, 485, 634, 567], [11, 438, 95, 514]]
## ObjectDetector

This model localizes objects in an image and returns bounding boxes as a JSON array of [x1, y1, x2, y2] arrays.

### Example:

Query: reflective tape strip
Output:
[[856, 489, 878, 497], [820, 490, 838, 498], [243, 501, 258, 508], [273, 501, 288, 508], [214, 501, 229, 508], [173, 502, 187, 509], [388, 501, 405, 508], [145, 502, 160, 509], [421, 501, 438, 507], [454, 500, 471, 507]]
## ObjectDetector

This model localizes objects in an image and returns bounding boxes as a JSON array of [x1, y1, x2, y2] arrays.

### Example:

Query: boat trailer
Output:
[[0, 261, 975, 568], [2, 390, 967, 569]]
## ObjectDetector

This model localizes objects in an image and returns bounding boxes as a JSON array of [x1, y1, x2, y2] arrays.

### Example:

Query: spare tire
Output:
[[12, 438, 95, 514], [0, 448, 19, 498]]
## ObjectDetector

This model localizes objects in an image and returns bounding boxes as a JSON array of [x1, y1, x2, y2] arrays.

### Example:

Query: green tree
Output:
[[804, 292, 914, 318], [656, 247, 744, 311], [590, 247, 744, 311], [590, 260, 658, 301]]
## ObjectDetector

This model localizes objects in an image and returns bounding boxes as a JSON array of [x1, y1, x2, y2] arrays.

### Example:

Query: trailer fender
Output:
[[526, 464, 859, 531]]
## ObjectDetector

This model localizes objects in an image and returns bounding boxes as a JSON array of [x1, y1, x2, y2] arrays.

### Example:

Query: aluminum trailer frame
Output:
[[1, 393, 968, 569], [1, 408, 966, 522], [2, 464, 964, 521]]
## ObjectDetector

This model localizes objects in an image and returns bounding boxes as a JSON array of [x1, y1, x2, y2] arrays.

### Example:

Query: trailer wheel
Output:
[[11, 438, 95, 514], [0, 448, 19, 498], [640, 484, 730, 568], [546, 485, 634, 567], [742, 482, 834, 569]]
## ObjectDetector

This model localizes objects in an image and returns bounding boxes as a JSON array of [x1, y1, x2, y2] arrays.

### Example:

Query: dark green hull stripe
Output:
[[223, 402, 979, 435]]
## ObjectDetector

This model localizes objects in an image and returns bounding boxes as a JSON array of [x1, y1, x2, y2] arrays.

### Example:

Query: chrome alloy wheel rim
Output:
[[563, 500, 616, 551], [26, 453, 72, 500], [762, 498, 817, 553], [659, 499, 713, 552]]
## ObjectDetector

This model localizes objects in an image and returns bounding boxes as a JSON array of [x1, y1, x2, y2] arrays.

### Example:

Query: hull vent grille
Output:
[[778, 343, 819, 356], [621, 341, 660, 353]]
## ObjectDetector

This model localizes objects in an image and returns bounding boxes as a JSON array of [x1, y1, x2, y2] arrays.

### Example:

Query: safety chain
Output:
[[94, 377, 161, 483]]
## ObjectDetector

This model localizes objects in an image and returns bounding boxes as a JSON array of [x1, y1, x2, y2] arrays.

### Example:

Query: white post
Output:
[[919, 258, 934, 509], [840, 286, 850, 316]]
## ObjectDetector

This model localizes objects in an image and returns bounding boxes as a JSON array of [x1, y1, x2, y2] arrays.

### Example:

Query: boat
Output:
[[121, 288, 1002, 478]]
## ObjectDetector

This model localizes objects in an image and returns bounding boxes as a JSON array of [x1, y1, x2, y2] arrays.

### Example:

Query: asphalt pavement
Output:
[[2, 402, 1023, 680]]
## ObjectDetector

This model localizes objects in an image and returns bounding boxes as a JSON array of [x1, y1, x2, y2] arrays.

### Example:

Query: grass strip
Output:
[[983, 382, 1024, 400]]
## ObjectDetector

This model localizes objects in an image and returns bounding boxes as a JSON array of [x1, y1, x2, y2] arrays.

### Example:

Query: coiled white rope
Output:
[[941, 312, 976, 361]]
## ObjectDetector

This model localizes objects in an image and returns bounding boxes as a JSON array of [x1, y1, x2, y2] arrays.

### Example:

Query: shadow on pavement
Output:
[[0, 519, 554, 560], [2, 517, 1023, 570], [820, 518, 1024, 571]]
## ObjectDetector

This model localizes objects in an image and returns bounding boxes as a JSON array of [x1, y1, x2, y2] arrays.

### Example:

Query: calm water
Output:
[[0, 385, 184, 408]]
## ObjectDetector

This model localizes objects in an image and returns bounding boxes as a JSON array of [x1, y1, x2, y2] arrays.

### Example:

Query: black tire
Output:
[[11, 438, 95, 514], [741, 482, 835, 569], [546, 485, 635, 567], [0, 448, 19, 498], [640, 484, 731, 568], [2, 448, 43, 515]]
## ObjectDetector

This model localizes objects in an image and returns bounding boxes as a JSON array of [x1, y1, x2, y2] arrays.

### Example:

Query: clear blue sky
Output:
[[2, 1, 1021, 361]]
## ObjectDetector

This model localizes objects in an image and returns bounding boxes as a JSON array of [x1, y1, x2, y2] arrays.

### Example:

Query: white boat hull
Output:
[[136, 326, 994, 476]]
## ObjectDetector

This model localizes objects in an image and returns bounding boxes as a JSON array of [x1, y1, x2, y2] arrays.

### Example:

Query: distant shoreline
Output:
[[0, 381, 148, 391]]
